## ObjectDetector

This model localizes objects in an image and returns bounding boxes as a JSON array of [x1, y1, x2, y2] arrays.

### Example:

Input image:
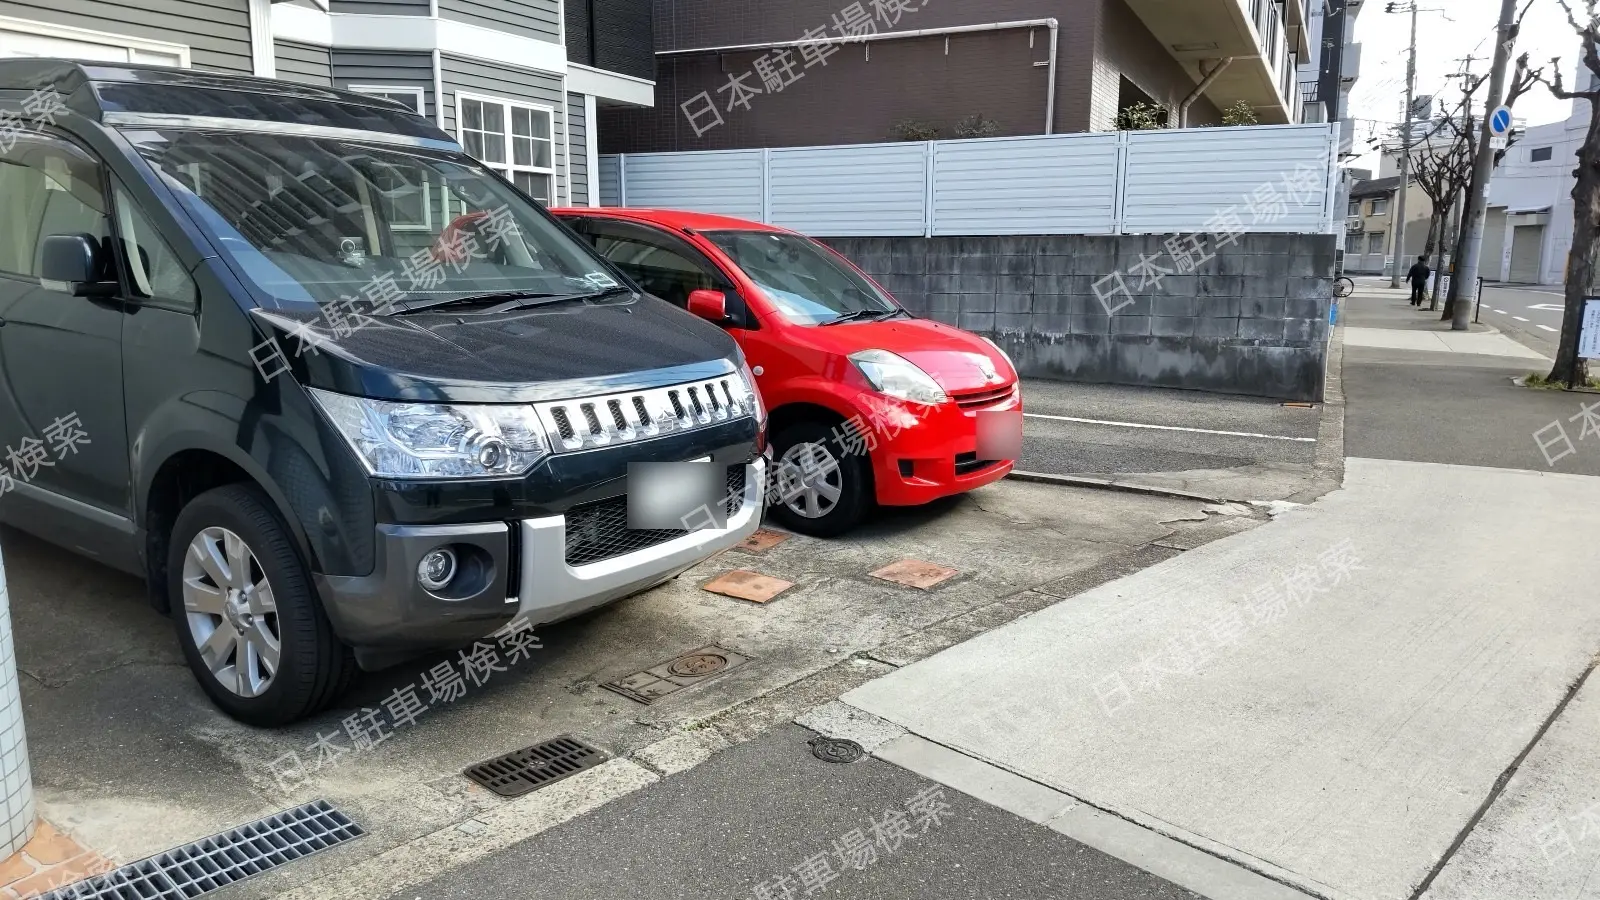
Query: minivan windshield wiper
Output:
[[387, 287, 633, 316], [479, 286, 634, 314], [386, 291, 561, 315]]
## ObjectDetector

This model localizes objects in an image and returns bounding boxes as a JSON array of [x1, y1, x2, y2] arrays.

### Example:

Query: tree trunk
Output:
[[1431, 197, 1458, 310], [1547, 102, 1600, 388], [1423, 212, 1442, 308], [1442, 170, 1481, 322]]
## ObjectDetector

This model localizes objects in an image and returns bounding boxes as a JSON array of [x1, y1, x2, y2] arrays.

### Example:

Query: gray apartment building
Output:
[[600, 0, 1312, 153], [0, 0, 657, 207]]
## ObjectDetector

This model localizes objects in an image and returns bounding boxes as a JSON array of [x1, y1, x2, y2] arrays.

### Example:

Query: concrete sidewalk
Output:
[[1341, 326, 1548, 360], [828, 287, 1600, 900], [842, 457, 1600, 900]]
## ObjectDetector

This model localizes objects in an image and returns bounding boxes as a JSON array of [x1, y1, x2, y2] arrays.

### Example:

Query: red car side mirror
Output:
[[687, 289, 728, 323]]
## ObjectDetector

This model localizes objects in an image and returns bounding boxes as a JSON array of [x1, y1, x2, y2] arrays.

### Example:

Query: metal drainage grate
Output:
[[463, 735, 609, 798], [41, 800, 362, 900]]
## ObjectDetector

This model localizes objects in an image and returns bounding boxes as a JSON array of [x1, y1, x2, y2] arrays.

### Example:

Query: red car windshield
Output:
[[705, 231, 897, 325]]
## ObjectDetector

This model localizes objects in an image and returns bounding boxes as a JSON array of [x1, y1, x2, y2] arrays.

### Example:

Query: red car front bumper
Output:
[[867, 384, 1022, 507]]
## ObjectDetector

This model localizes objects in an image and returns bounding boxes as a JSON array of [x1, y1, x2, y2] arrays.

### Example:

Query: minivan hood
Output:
[[253, 295, 741, 404], [803, 317, 1013, 394]]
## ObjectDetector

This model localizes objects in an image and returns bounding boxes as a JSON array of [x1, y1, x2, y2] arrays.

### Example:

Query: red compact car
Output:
[[553, 208, 1022, 536]]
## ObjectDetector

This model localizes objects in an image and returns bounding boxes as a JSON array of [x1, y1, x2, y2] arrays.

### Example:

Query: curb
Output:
[[1004, 471, 1226, 505]]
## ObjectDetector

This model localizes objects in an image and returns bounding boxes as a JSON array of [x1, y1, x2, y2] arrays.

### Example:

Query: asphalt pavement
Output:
[[391, 725, 1201, 900], [1020, 381, 1319, 476], [1479, 283, 1569, 351]]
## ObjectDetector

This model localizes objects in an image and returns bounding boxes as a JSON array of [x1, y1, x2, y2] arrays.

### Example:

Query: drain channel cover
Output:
[[41, 800, 362, 899], [464, 735, 608, 798]]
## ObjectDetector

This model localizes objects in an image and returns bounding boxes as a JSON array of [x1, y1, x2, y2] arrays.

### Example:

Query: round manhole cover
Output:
[[667, 653, 728, 677], [810, 737, 865, 764]]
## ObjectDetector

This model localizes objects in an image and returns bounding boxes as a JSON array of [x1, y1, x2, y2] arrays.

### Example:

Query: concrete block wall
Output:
[[822, 233, 1337, 401]]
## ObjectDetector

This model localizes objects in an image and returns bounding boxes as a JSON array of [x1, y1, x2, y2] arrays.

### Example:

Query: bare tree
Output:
[[1404, 79, 1485, 309], [1440, 52, 1544, 320], [1534, 0, 1600, 386]]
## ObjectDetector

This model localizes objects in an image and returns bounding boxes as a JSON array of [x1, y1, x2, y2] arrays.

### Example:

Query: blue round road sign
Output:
[[1489, 106, 1513, 136]]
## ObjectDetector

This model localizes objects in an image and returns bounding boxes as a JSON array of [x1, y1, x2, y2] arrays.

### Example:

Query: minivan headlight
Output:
[[734, 350, 766, 430], [849, 349, 948, 406], [309, 388, 549, 479]]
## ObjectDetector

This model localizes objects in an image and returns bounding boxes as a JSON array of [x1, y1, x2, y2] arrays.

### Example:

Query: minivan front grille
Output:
[[564, 465, 747, 567], [537, 376, 757, 453]]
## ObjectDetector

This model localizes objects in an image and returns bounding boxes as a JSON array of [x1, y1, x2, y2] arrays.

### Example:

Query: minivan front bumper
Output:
[[319, 458, 765, 666], [513, 456, 765, 627]]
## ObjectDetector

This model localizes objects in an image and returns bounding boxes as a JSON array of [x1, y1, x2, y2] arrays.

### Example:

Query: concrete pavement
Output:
[[816, 286, 1600, 900], [1341, 325, 1548, 360], [1422, 671, 1600, 900], [843, 456, 1600, 900], [10, 474, 1244, 897]]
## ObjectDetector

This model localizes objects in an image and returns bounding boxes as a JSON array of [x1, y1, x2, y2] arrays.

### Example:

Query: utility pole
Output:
[[1451, 0, 1517, 331], [1387, 0, 1419, 288]]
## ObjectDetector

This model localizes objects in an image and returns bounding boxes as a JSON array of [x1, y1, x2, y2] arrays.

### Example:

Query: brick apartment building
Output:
[[600, 0, 1312, 153]]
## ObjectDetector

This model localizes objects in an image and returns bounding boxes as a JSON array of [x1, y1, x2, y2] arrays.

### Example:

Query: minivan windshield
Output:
[[121, 128, 621, 309], [704, 231, 898, 326]]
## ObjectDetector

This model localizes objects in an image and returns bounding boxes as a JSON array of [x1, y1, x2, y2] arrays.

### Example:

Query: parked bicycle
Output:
[[1333, 276, 1355, 298]]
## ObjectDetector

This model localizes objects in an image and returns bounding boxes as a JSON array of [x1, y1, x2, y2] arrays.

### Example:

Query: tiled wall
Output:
[[0, 550, 35, 858]]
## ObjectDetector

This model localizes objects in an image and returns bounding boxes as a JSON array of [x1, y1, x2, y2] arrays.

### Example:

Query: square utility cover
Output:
[[601, 645, 753, 705]]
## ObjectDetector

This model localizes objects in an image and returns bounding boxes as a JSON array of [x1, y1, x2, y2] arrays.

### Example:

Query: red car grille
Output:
[[952, 384, 1017, 410]]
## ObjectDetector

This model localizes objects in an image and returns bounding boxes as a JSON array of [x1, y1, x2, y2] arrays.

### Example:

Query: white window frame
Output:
[[0, 14, 190, 66], [1370, 196, 1388, 216], [347, 84, 427, 116], [454, 90, 557, 206]]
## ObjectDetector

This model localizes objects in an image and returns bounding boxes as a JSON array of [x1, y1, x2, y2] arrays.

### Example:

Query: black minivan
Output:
[[0, 60, 767, 725]]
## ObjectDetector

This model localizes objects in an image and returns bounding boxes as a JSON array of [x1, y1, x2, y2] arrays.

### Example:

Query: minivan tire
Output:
[[168, 484, 355, 726], [768, 420, 872, 537]]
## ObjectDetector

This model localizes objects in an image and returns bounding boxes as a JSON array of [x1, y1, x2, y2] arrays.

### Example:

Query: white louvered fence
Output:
[[596, 123, 1340, 237]]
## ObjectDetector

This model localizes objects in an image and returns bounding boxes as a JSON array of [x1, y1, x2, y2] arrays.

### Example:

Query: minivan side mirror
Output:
[[38, 234, 114, 297], [687, 288, 728, 323]]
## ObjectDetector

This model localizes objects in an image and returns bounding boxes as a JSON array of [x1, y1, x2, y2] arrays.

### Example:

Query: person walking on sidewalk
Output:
[[1407, 255, 1431, 306]]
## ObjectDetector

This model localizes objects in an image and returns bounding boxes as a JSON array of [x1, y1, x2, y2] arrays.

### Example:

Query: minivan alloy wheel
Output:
[[182, 526, 281, 698], [779, 441, 844, 519]]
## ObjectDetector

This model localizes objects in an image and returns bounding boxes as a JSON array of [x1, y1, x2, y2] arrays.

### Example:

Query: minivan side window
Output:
[[113, 186, 197, 311], [0, 135, 110, 281], [585, 224, 722, 308]]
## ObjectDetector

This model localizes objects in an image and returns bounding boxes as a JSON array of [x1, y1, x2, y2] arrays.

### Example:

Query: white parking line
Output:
[[1538, 324, 1559, 332], [1513, 316, 1529, 322], [1492, 309, 1507, 314], [1023, 413, 1317, 443]]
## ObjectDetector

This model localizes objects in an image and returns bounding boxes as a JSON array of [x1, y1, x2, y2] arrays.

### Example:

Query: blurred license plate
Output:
[[976, 409, 1023, 461], [627, 460, 722, 530]]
